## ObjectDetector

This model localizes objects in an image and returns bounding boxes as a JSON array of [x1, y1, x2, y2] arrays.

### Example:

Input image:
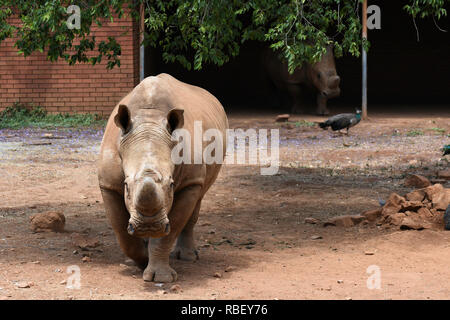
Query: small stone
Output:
[[304, 217, 320, 224], [170, 284, 182, 293], [71, 233, 101, 250], [404, 174, 431, 188], [119, 264, 127, 268], [213, 272, 222, 278], [361, 209, 382, 222], [82, 256, 91, 263], [225, 266, 235, 272], [154, 283, 164, 287], [15, 282, 31, 288], [60, 280, 67, 285], [72, 250, 78, 255], [364, 251, 375, 255], [324, 215, 366, 228], [311, 235, 322, 240], [30, 211, 65, 233], [275, 114, 290, 122], [337, 280, 344, 284], [31, 261, 40, 264]]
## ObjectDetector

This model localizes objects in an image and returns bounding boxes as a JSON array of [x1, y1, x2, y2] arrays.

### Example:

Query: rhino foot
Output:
[[171, 246, 199, 262], [143, 264, 177, 283], [317, 109, 330, 116]]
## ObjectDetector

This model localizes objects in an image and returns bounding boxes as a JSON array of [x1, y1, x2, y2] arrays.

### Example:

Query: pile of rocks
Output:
[[365, 181, 450, 230]]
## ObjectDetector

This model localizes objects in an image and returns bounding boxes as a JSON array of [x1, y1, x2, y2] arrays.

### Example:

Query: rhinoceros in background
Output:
[[98, 73, 228, 282], [264, 46, 341, 115]]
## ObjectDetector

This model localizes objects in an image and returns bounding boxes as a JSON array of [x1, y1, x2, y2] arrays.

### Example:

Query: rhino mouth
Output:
[[128, 209, 170, 238]]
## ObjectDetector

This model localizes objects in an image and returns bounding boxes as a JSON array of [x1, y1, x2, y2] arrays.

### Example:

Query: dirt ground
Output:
[[0, 110, 449, 300]]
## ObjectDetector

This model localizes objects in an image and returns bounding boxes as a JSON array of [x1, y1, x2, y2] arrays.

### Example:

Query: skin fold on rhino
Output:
[[98, 73, 228, 282], [264, 46, 341, 115]]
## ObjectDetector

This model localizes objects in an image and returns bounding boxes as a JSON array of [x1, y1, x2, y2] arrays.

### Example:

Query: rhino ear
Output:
[[167, 108, 184, 133], [114, 104, 132, 134]]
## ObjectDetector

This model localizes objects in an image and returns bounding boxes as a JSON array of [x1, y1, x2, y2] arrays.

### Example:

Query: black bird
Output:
[[443, 145, 450, 156], [319, 110, 362, 135]]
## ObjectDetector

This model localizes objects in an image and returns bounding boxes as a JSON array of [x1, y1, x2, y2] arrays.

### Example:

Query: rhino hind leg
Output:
[[100, 188, 148, 269], [143, 185, 202, 282], [171, 198, 202, 261]]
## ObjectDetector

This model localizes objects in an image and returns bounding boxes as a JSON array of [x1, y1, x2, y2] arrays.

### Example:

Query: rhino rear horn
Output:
[[114, 104, 132, 134]]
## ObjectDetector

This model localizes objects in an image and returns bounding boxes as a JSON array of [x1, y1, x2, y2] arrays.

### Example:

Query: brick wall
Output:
[[0, 15, 140, 116]]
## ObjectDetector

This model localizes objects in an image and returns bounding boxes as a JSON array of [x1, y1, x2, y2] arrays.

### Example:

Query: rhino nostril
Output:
[[127, 223, 135, 235], [164, 223, 170, 234], [322, 91, 328, 97]]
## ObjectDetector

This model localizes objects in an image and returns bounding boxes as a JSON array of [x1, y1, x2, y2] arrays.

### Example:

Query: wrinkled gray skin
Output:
[[264, 46, 341, 115], [98, 73, 228, 282]]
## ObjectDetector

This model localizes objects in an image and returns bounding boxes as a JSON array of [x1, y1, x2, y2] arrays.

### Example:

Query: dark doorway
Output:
[[144, 1, 450, 113]]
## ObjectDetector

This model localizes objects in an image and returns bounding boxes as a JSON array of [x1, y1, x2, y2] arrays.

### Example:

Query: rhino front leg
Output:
[[143, 185, 202, 282], [316, 94, 330, 115], [171, 198, 202, 261], [100, 188, 148, 269]]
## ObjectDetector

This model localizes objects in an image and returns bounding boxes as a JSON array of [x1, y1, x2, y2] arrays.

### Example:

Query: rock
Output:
[[71, 233, 101, 250], [225, 266, 235, 272], [81, 256, 91, 263], [417, 207, 433, 219], [15, 282, 31, 288], [386, 212, 406, 226], [170, 284, 182, 293], [364, 251, 375, 255], [30, 211, 65, 232], [381, 193, 405, 216], [213, 272, 222, 278], [304, 217, 320, 224], [405, 189, 426, 202], [275, 114, 290, 122], [310, 235, 323, 240], [444, 205, 450, 230], [425, 184, 450, 210], [361, 208, 382, 222], [401, 201, 424, 212], [400, 217, 429, 230], [324, 215, 366, 227], [60, 280, 67, 285], [337, 280, 344, 284], [438, 170, 450, 180], [404, 174, 431, 188]]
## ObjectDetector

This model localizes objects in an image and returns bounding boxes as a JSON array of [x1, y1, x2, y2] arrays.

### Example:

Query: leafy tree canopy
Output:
[[0, 0, 447, 71]]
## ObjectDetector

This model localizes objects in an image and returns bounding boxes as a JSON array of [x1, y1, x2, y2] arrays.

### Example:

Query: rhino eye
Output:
[[317, 73, 321, 79]]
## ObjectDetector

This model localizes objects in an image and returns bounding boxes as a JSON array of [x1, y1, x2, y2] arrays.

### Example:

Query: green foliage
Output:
[[406, 129, 424, 136], [0, 0, 448, 71], [429, 127, 446, 134], [0, 103, 105, 129], [294, 120, 316, 127]]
